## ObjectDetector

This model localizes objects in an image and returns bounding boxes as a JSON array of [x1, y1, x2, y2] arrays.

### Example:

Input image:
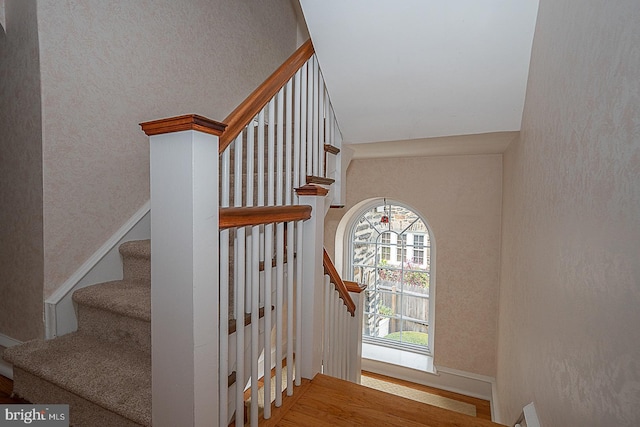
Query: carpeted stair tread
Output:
[[73, 281, 150, 322], [119, 239, 151, 259], [3, 333, 150, 426]]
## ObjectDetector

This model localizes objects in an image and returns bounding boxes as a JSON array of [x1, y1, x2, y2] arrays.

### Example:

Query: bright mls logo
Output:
[[1, 405, 68, 426]]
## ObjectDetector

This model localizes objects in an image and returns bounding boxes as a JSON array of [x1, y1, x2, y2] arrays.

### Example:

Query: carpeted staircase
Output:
[[3, 240, 153, 426]]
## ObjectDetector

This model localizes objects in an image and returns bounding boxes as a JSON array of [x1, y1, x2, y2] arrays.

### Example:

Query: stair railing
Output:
[[141, 39, 354, 427], [323, 249, 366, 384]]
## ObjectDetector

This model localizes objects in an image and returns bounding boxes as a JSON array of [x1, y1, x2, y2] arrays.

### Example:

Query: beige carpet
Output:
[[360, 375, 477, 417]]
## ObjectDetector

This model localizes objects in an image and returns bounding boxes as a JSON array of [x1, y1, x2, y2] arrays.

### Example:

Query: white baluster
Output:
[[277, 87, 284, 207], [306, 58, 314, 180], [275, 87, 285, 406], [219, 149, 230, 427], [234, 134, 243, 208], [263, 223, 273, 419], [257, 109, 265, 208], [285, 80, 293, 205], [286, 221, 295, 395], [250, 226, 259, 427], [247, 120, 255, 208], [275, 222, 284, 407], [323, 276, 330, 374], [293, 70, 301, 194], [234, 227, 245, 427], [300, 63, 308, 187], [268, 98, 275, 207], [295, 220, 303, 386], [318, 72, 325, 178]]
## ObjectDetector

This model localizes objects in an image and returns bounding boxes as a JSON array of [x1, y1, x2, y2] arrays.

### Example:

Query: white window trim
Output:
[[335, 198, 437, 362]]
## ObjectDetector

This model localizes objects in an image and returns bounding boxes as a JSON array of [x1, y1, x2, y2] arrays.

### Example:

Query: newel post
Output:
[[347, 285, 366, 384], [141, 115, 226, 427], [295, 184, 329, 379]]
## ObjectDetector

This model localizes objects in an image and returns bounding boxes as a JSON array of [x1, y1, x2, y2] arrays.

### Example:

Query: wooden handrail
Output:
[[344, 280, 366, 294], [219, 39, 314, 153], [139, 114, 227, 137], [295, 184, 329, 197], [323, 248, 357, 316], [219, 205, 311, 229]]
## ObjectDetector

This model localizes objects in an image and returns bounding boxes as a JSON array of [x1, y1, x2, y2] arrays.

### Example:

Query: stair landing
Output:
[[262, 374, 505, 427]]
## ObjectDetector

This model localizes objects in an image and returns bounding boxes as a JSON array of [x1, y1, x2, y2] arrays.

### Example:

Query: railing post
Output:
[[348, 290, 365, 384], [295, 184, 328, 379], [141, 115, 226, 427]]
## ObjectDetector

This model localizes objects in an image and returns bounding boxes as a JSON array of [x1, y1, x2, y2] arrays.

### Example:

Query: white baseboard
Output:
[[491, 379, 502, 423], [362, 357, 494, 402], [0, 333, 22, 379], [44, 202, 151, 339]]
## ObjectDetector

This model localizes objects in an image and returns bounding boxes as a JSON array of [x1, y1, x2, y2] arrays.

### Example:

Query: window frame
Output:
[[346, 199, 436, 357]]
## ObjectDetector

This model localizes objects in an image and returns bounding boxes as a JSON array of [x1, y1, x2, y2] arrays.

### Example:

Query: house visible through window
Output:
[[350, 201, 434, 355], [380, 232, 391, 261], [413, 235, 424, 264]]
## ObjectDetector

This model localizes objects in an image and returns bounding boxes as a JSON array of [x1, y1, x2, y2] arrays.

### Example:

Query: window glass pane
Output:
[[353, 217, 377, 243], [390, 319, 429, 347], [353, 266, 376, 289], [353, 243, 376, 267], [352, 202, 432, 355]]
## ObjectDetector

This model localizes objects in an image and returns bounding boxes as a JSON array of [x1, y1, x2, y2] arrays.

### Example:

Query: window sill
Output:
[[362, 342, 435, 374]]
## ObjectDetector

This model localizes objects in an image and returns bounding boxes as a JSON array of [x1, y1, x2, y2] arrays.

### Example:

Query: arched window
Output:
[[349, 200, 434, 355]]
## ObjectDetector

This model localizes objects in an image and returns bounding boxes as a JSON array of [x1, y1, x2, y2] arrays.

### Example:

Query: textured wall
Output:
[[36, 0, 298, 297], [0, 0, 44, 341], [325, 154, 502, 377], [497, 0, 640, 425]]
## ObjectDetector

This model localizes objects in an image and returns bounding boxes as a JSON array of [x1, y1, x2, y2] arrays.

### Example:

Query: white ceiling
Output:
[[298, 0, 539, 149]]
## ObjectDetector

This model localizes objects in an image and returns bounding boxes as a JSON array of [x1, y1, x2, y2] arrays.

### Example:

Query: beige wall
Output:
[[325, 154, 502, 377], [0, 0, 44, 340], [497, 0, 640, 425], [0, 1, 299, 340], [36, 0, 299, 298]]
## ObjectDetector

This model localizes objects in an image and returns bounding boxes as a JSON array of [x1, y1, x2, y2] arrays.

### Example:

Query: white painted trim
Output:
[[0, 334, 21, 348], [338, 198, 437, 354], [435, 365, 496, 386], [0, 364, 12, 379], [44, 202, 151, 339], [491, 379, 502, 423], [0, 333, 22, 379], [0, 0, 5, 34], [522, 402, 541, 427], [362, 357, 494, 402], [150, 129, 220, 426]]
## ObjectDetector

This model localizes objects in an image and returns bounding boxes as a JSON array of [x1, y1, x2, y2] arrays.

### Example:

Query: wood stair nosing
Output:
[[324, 144, 340, 155], [306, 175, 335, 186], [228, 305, 274, 335]]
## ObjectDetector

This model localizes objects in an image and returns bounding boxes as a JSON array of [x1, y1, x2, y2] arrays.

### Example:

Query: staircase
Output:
[[3, 39, 363, 427], [3, 240, 152, 426]]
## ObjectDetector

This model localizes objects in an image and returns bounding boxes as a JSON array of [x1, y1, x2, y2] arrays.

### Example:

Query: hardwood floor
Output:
[[361, 370, 493, 420], [0, 375, 29, 404], [265, 374, 505, 426], [2, 372, 498, 426]]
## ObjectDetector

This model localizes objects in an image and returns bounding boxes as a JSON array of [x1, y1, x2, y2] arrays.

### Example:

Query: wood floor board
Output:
[[258, 378, 312, 427], [285, 392, 429, 427], [268, 374, 505, 427], [2, 368, 500, 427], [361, 370, 493, 420], [0, 374, 29, 404]]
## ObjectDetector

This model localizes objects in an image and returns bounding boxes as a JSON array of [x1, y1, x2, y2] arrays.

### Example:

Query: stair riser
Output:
[[12, 368, 145, 427], [77, 306, 150, 354], [122, 257, 150, 284]]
